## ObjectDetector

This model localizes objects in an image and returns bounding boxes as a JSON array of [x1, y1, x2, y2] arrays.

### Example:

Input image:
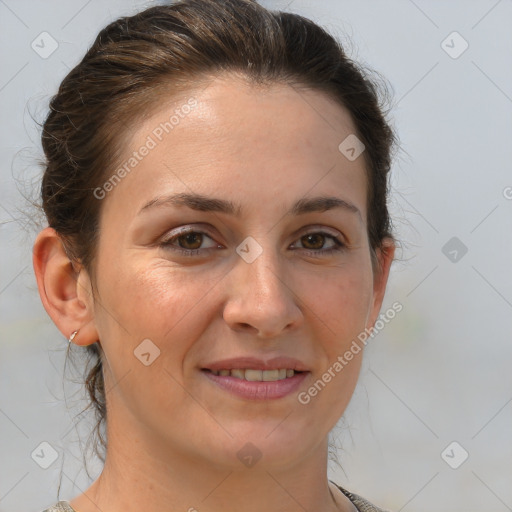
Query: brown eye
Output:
[[177, 232, 203, 250], [159, 228, 221, 257], [300, 233, 326, 250], [291, 230, 346, 258]]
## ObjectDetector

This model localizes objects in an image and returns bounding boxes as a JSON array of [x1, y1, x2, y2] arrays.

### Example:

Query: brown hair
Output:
[[40, 0, 398, 467]]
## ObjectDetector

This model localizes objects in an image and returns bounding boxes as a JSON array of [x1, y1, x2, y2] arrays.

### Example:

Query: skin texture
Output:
[[33, 74, 394, 512]]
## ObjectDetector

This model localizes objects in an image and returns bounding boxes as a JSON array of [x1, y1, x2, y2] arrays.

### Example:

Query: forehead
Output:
[[101, 74, 368, 223]]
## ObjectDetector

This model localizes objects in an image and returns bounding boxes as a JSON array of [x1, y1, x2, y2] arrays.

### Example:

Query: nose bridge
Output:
[[245, 245, 284, 297], [223, 236, 302, 336], [237, 236, 288, 301]]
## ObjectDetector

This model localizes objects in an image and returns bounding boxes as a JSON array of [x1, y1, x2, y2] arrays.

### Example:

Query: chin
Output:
[[202, 420, 318, 471]]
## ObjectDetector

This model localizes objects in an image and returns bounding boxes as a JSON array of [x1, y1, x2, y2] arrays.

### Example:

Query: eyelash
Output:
[[159, 227, 346, 258]]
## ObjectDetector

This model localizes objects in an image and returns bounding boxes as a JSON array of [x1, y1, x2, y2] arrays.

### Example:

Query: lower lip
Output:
[[201, 370, 309, 400]]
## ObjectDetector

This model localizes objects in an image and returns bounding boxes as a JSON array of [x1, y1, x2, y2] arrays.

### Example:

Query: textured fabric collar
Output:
[[41, 502, 75, 512], [331, 481, 392, 512]]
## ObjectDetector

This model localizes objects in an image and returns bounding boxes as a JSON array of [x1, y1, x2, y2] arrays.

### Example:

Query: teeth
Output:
[[245, 369, 263, 381], [209, 368, 297, 381], [262, 369, 279, 381], [231, 369, 245, 379]]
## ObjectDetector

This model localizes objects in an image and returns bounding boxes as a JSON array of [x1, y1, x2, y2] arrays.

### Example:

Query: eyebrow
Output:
[[138, 192, 362, 220]]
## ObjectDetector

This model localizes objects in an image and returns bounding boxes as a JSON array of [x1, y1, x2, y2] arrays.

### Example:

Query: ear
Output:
[[367, 237, 396, 329], [33, 227, 98, 346]]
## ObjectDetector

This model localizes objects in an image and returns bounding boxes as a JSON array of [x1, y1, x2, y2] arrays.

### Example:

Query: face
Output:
[[85, 74, 392, 470]]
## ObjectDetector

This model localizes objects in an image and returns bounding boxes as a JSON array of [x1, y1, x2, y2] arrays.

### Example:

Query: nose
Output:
[[222, 247, 303, 338]]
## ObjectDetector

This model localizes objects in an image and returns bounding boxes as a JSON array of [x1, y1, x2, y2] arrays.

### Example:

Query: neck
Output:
[[69, 419, 352, 512]]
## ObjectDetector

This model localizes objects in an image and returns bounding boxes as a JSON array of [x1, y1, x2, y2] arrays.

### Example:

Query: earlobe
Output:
[[33, 227, 98, 346]]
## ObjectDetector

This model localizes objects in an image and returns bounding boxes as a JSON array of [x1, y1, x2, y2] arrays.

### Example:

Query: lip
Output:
[[202, 356, 309, 372], [201, 369, 309, 400]]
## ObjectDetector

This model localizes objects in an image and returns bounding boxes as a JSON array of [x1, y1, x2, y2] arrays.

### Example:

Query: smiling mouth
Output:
[[202, 368, 303, 381]]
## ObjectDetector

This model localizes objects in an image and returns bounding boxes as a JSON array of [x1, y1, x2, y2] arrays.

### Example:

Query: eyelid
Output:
[[160, 224, 219, 243], [290, 229, 346, 253], [160, 223, 345, 245], [158, 223, 347, 257], [158, 225, 223, 255], [296, 224, 344, 241]]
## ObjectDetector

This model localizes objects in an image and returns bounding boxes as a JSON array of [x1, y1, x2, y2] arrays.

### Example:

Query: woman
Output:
[[33, 0, 398, 510]]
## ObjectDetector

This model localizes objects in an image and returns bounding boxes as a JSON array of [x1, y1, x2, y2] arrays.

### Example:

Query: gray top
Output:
[[41, 503, 75, 512], [41, 482, 391, 512], [334, 482, 391, 512]]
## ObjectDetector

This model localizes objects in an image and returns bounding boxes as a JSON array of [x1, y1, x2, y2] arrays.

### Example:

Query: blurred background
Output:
[[1, 1, 511, 511]]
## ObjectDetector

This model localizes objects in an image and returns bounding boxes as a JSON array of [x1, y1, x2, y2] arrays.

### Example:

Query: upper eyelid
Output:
[[162, 225, 344, 246]]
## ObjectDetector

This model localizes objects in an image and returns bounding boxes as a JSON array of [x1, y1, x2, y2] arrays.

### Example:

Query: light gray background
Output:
[[1, 1, 511, 511]]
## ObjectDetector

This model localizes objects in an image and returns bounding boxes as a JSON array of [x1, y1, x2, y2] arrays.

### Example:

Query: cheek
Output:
[[94, 257, 226, 356], [301, 260, 374, 344], [312, 262, 373, 407], [124, 268, 194, 331], [92, 261, 223, 414], [298, 269, 369, 417]]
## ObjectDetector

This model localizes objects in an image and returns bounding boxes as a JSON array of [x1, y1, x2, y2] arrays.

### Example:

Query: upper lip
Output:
[[202, 356, 309, 372]]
